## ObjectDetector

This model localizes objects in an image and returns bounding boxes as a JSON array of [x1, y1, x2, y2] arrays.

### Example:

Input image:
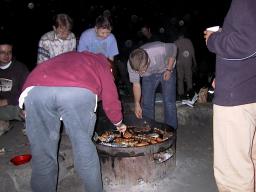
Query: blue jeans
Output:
[[142, 71, 177, 129], [25, 87, 102, 192]]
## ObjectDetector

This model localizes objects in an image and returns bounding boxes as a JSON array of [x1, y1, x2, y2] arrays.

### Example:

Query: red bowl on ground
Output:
[[10, 154, 32, 166]]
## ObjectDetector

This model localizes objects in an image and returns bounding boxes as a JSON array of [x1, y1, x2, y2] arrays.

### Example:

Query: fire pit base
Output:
[[95, 110, 176, 187], [100, 147, 176, 186]]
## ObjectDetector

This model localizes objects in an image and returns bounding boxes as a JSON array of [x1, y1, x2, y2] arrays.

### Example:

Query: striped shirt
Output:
[[37, 31, 76, 64]]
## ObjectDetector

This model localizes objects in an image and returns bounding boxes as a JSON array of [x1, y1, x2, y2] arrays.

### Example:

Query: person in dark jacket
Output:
[[19, 51, 126, 192], [0, 38, 29, 136], [204, 0, 256, 191]]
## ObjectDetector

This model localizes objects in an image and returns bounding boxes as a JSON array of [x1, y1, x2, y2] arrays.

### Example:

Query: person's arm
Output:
[[163, 44, 177, 80], [77, 32, 89, 52], [133, 82, 143, 119], [163, 57, 176, 81], [71, 33, 77, 51], [205, 0, 256, 60], [107, 34, 119, 59], [204, 30, 215, 45], [37, 38, 50, 64], [106, 36, 118, 77]]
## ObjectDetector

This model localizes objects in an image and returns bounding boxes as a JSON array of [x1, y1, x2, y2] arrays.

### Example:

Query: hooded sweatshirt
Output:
[[22, 51, 122, 124]]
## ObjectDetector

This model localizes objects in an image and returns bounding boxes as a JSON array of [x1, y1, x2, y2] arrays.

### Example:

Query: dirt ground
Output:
[[0, 103, 218, 192]]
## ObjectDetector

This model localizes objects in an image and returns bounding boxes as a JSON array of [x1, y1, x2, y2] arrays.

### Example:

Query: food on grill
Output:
[[156, 137, 163, 142], [123, 131, 133, 139], [98, 131, 114, 142], [135, 141, 149, 147], [149, 139, 158, 144], [133, 126, 152, 133], [114, 138, 139, 147], [96, 126, 173, 147], [148, 133, 159, 138]]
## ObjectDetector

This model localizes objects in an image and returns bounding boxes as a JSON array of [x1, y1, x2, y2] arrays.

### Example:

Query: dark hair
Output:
[[95, 15, 112, 30], [129, 48, 149, 71], [52, 13, 73, 30]]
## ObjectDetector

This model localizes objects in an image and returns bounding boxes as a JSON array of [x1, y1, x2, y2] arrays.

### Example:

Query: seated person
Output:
[[37, 13, 76, 64], [77, 14, 119, 78], [0, 37, 29, 135]]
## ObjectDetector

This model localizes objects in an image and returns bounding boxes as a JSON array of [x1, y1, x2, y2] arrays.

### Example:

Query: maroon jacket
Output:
[[22, 51, 122, 124]]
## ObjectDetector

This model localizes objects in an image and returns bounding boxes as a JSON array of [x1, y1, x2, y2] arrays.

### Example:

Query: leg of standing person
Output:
[[57, 87, 102, 192], [161, 70, 177, 129], [25, 87, 62, 192], [141, 74, 160, 121], [252, 122, 256, 191], [213, 104, 256, 192], [176, 61, 185, 97], [184, 60, 193, 94]]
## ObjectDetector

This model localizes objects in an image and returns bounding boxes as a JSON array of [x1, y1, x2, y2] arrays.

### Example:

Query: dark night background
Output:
[[0, 0, 232, 87]]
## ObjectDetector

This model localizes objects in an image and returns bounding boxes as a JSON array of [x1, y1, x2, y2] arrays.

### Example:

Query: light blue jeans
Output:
[[142, 71, 177, 129], [25, 86, 102, 192]]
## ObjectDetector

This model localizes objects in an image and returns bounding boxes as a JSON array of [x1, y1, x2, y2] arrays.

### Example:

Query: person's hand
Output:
[[212, 78, 216, 89], [204, 30, 214, 45], [204, 27, 222, 44], [163, 70, 172, 80], [116, 123, 127, 133], [134, 103, 142, 119]]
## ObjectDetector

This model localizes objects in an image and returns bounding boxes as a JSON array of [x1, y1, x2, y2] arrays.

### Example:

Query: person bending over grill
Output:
[[19, 51, 126, 192], [127, 41, 177, 129]]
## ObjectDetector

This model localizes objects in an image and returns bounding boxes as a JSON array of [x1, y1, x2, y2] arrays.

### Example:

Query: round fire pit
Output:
[[95, 113, 176, 186]]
